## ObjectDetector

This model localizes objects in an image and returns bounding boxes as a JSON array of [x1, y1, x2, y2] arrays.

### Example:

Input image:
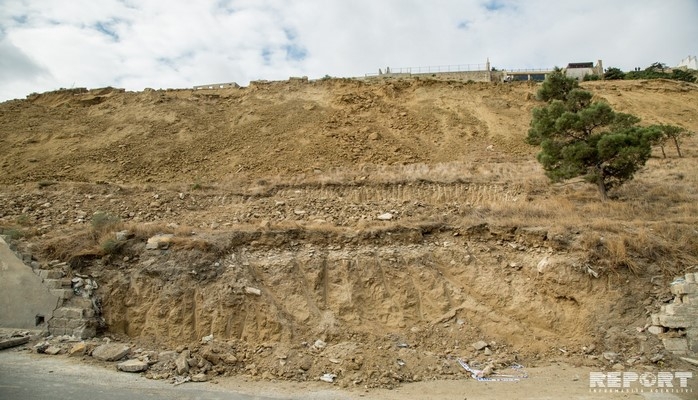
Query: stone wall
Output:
[[650, 272, 698, 354]]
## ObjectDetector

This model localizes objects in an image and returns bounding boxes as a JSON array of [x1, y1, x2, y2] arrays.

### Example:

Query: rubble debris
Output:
[[320, 373, 337, 383], [457, 359, 528, 382], [650, 272, 698, 354]]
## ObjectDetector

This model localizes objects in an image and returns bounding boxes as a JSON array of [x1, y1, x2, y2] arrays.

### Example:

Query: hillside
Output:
[[1, 77, 697, 389]]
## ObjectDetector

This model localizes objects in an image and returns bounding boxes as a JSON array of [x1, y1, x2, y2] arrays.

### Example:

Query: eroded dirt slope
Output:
[[1, 78, 697, 388]]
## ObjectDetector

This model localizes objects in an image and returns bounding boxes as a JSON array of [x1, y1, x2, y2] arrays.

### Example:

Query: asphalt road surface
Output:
[[0, 350, 282, 400], [1, 348, 694, 400]]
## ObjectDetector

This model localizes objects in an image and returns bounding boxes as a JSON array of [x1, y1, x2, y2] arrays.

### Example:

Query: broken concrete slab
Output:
[[0, 336, 30, 350], [92, 343, 130, 361]]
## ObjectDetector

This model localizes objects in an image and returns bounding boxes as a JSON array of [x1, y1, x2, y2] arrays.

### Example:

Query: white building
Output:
[[677, 56, 698, 70]]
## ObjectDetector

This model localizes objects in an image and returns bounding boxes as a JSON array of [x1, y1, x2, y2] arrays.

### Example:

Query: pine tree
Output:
[[527, 70, 660, 200]]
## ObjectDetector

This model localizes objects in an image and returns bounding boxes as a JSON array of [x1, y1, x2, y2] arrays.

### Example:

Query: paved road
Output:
[[0, 350, 278, 400], [1, 349, 694, 400]]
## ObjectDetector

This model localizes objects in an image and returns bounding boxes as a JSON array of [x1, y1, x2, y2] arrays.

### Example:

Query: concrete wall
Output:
[[566, 68, 595, 81], [0, 237, 59, 330], [375, 70, 492, 82]]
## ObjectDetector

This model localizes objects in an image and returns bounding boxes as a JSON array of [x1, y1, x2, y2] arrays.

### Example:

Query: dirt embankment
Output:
[[1, 78, 697, 388]]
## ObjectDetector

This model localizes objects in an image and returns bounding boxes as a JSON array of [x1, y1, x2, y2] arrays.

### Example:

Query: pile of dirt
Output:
[[1, 77, 697, 388]]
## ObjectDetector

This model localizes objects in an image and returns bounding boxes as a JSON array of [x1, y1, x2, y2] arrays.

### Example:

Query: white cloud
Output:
[[0, 0, 696, 101]]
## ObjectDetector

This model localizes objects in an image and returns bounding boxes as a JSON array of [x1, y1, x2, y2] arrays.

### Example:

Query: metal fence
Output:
[[366, 63, 489, 77]]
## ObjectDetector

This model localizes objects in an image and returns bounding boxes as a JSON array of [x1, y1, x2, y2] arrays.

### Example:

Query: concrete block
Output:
[[663, 337, 689, 354], [69, 297, 94, 308], [72, 326, 96, 340], [671, 282, 697, 295], [43, 279, 65, 289], [66, 319, 86, 330], [48, 317, 67, 328], [687, 328, 698, 341], [48, 327, 66, 336], [659, 314, 693, 328], [54, 307, 84, 319], [683, 294, 698, 305], [50, 289, 73, 300], [38, 270, 63, 280]]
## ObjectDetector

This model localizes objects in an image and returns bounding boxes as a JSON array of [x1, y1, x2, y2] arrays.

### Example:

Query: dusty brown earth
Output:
[[1, 77, 698, 394]]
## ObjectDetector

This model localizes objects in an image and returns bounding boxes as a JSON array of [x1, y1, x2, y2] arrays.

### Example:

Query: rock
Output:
[[650, 353, 664, 363], [320, 373, 336, 383], [175, 350, 190, 375], [115, 230, 132, 241], [471, 341, 489, 351], [245, 287, 262, 296], [191, 373, 208, 382], [117, 359, 149, 373], [44, 346, 62, 355], [224, 354, 238, 364], [299, 356, 313, 371], [484, 347, 493, 356], [145, 234, 174, 250], [34, 342, 49, 353], [313, 339, 327, 350], [602, 352, 619, 362], [68, 342, 87, 357], [612, 363, 625, 371], [377, 213, 393, 221], [92, 343, 131, 361], [480, 364, 494, 377], [201, 334, 214, 344], [647, 325, 665, 335], [536, 255, 549, 273]]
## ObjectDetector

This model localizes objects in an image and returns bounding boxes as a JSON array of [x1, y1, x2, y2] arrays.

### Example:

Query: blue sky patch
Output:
[[483, 0, 507, 11], [261, 48, 272, 65], [284, 44, 307, 61], [94, 21, 120, 41], [457, 20, 471, 29], [12, 15, 28, 24]]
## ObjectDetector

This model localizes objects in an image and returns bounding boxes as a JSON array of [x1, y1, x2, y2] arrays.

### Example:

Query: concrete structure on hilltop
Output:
[[677, 55, 698, 70], [565, 60, 604, 81]]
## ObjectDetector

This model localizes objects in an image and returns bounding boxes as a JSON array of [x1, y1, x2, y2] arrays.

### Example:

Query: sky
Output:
[[1, 0, 697, 101]]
